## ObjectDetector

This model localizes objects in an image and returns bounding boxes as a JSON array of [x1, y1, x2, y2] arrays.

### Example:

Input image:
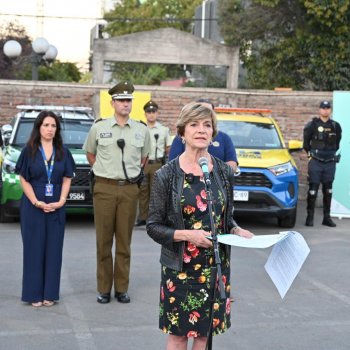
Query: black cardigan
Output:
[[146, 156, 238, 271]]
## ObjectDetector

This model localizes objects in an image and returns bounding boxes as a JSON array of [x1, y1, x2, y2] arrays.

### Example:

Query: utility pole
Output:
[[36, 0, 44, 37]]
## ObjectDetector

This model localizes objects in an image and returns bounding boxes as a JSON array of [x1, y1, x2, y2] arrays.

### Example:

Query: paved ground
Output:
[[0, 201, 349, 350]]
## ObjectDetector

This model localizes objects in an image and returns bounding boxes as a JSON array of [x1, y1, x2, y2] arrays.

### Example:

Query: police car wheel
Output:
[[278, 207, 297, 228]]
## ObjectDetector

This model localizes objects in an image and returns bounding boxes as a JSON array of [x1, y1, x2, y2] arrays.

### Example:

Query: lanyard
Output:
[[39, 146, 55, 184]]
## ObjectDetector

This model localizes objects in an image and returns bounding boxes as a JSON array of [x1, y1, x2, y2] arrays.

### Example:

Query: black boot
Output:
[[322, 216, 336, 227], [322, 189, 336, 227], [305, 187, 317, 227], [305, 210, 314, 226]]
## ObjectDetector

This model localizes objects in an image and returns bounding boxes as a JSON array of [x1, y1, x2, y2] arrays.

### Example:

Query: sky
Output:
[[0, 0, 117, 71]]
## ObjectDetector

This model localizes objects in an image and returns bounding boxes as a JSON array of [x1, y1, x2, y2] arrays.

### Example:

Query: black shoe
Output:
[[305, 215, 314, 226], [97, 293, 111, 304], [135, 220, 146, 227], [322, 217, 336, 227], [115, 292, 131, 303]]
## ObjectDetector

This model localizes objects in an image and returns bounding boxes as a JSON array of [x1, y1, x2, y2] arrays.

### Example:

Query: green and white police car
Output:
[[0, 105, 94, 222]]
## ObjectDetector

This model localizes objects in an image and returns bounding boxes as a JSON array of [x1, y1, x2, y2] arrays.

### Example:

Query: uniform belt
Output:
[[148, 159, 163, 164], [311, 156, 335, 163], [95, 176, 133, 186]]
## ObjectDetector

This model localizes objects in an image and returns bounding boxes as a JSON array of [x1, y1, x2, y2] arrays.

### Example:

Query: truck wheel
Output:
[[0, 205, 15, 223], [278, 207, 297, 228]]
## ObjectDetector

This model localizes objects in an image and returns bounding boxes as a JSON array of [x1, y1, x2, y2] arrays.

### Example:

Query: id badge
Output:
[[45, 183, 54, 197]]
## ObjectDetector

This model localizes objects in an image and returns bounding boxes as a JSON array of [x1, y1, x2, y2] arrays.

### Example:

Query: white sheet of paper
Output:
[[264, 231, 310, 299], [215, 232, 290, 248]]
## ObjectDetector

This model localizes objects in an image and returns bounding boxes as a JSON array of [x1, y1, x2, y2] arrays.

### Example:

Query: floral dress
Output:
[[159, 173, 231, 338]]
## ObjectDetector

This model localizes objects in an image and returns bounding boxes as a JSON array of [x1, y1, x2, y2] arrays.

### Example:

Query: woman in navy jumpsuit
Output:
[[15, 111, 75, 307]]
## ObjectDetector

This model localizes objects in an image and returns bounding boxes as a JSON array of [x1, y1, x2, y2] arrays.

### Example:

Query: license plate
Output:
[[68, 192, 85, 201], [234, 190, 249, 201]]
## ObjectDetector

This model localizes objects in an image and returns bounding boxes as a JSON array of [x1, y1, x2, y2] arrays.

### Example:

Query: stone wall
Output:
[[0, 80, 333, 198]]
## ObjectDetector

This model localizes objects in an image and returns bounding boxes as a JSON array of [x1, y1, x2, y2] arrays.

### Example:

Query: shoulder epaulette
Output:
[[139, 120, 147, 126], [94, 118, 103, 123]]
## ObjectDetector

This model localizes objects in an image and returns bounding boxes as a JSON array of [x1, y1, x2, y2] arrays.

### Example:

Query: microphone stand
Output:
[[204, 177, 226, 350]]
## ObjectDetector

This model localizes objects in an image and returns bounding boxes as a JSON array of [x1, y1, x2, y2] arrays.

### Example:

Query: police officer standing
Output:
[[83, 81, 151, 304], [303, 100, 342, 227], [135, 100, 172, 226]]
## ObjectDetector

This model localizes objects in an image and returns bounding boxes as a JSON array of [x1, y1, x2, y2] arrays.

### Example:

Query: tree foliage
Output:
[[1, 22, 81, 82], [107, 61, 189, 85], [218, 0, 350, 90], [102, 0, 202, 85], [20, 61, 82, 82], [104, 0, 202, 36]]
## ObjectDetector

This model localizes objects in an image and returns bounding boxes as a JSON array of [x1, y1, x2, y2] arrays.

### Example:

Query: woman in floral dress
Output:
[[147, 102, 253, 350]]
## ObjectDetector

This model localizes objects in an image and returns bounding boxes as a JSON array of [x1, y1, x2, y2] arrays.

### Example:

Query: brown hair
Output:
[[27, 110, 64, 160], [176, 102, 218, 138]]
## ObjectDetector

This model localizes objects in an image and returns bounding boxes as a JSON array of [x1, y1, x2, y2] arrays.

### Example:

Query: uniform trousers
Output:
[[308, 158, 336, 184], [93, 178, 139, 294], [138, 162, 162, 221]]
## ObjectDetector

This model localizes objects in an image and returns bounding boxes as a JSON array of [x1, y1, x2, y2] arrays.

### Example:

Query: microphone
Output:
[[198, 157, 211, 186], [117, 138, 125, 150]]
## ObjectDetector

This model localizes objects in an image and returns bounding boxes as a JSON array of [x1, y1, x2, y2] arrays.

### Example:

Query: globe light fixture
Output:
[[3, 40, 23, 58], [3, 37, 58, 80], [32, 37, 50, 55], [44, 45, 58, 62]]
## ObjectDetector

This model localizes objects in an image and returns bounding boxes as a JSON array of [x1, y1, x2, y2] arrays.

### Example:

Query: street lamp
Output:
[[3, 37, 58, 80]]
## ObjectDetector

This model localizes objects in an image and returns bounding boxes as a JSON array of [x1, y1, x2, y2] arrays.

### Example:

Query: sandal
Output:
[[43, 300, 55, 307], [32, 301, 43, 308]]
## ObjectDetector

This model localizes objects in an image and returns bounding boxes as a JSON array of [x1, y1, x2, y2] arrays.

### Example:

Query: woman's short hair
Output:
[[176, 102, 218, 138]]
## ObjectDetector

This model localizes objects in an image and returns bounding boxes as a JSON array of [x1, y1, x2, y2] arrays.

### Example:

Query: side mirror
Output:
[[1, 124, 13, 146], [288, 140, 303, 153]]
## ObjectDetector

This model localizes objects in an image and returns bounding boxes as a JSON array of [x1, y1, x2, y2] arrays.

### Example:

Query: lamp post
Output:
[[3, 37, 58, 80]]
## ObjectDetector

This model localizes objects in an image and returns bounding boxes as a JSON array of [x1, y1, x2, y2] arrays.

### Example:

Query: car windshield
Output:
[[217, 120, 283, 149], [12, 119, 93, 148]]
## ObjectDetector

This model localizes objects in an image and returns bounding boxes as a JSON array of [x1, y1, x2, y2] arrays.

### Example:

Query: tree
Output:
[[218, 0, 350, 90], [102, 0, 202, 85], [21, 61, 82, 82], [108, 62, 176, 85], [104, 0, 202, 36]]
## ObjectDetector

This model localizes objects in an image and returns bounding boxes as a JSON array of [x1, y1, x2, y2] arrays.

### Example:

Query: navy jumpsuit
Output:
[[15, 146, 75, 303]]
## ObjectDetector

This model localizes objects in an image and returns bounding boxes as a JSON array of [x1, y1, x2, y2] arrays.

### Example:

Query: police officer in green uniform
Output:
[[83, 81, 151, 304], [135, 100, 172, 226], [303, 100, 342, 227]]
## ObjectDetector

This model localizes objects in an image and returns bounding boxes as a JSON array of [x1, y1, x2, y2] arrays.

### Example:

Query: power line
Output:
[[107, 17, 218, 22], [0, 13, 218, 22], [0, 13, 103, 21]]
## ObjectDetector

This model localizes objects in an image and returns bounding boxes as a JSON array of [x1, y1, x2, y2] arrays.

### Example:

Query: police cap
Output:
[[144, 100, 159, 112], [108, 81, 134, 100], [319, 100, 331, 109]]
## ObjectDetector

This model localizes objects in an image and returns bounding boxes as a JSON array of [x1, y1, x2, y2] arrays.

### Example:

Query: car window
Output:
[[61, 120, 93, 148], [12, 121, 33, 146], [217, 120, 282, 149]]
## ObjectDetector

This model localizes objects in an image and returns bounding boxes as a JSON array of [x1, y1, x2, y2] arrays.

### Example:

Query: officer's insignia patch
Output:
[[100, 132, 112, 138], [318, 126, 324, 132], [212, 141, 220, 147]]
